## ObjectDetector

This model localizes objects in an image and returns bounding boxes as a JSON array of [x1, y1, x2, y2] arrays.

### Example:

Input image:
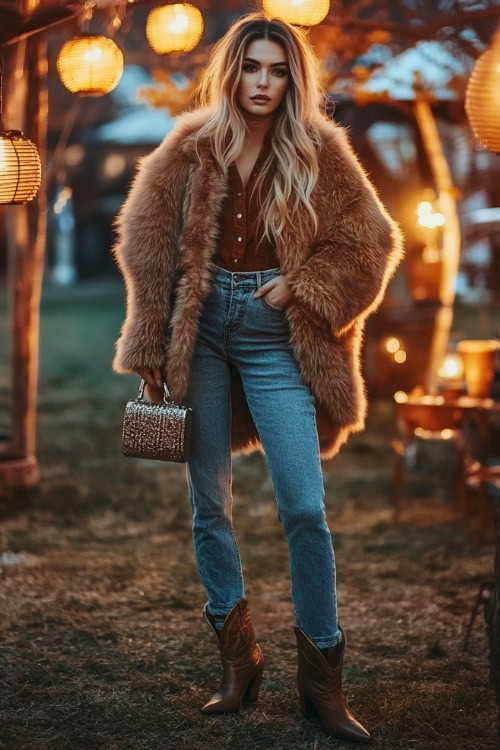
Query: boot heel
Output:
[[298, 679, 316, 719], [242, 668, 264, 704]]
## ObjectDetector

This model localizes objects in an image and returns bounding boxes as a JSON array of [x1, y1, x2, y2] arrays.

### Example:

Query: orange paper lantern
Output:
[[57, 35, 123, 96], [465, 28, 500, 153], [0, 130, 41, 204], [146, 4, 204, 55], [262, 0, 330, 26]]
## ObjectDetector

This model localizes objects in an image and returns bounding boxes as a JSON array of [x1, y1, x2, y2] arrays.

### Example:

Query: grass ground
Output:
[[0, 280, 497, 749]]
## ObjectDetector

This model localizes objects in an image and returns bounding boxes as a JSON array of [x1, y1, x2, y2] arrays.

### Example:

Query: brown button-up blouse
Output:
[[213, 125, 281, 272]]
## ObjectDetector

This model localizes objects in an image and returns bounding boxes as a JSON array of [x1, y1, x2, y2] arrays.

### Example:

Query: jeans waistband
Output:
[[210, 262, 281, 288]]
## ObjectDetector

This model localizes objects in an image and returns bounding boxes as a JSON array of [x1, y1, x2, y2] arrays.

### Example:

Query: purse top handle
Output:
[[137, 378, 174, 405]]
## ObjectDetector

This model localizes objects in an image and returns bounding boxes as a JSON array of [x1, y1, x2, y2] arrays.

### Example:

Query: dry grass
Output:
[[0, 281, 497, 749]]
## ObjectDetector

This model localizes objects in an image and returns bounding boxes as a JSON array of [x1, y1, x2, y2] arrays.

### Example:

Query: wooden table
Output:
[[392, 393, 500, 543]]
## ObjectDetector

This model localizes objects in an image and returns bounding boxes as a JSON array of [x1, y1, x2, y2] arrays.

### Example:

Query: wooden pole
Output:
[[413, 94, 461, 394], [0, 35, 48, 488]]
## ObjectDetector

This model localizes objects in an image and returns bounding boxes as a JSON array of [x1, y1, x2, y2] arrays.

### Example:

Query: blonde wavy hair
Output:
[[188, 11, 330, 249]]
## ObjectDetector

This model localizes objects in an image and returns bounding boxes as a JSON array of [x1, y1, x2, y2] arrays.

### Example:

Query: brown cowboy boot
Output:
[[294, 623, 371, 742], [201, 597, 265, 713]]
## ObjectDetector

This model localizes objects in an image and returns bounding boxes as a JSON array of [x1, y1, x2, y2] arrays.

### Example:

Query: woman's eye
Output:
[[243, 64, 286, 76]]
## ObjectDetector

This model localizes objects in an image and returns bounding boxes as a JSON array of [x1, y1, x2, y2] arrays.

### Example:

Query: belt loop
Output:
[[256, 270, 261, 288]]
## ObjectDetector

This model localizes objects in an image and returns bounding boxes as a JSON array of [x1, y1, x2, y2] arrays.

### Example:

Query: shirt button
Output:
[[237, 236, 242, 241], [237, 192, 241, 196], [233, 258, 238, 262], [237, 213, 242, 218]]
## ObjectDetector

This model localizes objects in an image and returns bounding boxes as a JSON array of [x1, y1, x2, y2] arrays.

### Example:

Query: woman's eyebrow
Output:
[[243, 57, 289, 67]]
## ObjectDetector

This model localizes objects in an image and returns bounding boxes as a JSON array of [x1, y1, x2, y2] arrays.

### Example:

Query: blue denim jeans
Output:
[[184, 262, 342, 648]]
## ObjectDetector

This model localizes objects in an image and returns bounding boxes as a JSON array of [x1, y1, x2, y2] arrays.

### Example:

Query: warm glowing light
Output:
[[437, 353, 464, 380], [53, 186, 73, 214], [103, 153, 127, 178], [262, 0, 330, 26], [457, 339, 500, 398], [394, 350, 407, 363], [422, 246, 440, 263], [394, 390, 408, 403], [84, 46, 104, 63], [420, 216, 436, 228], [57, 35, 123, 96], [0, 140, 6, 172], [0, 130, 41, 204], [385, 337, 400, 353], [441, 429, 453, 440], [416, 200, 446, 229], [64, 144, 85, 166], [465, 28, 500, 153], [417, 201, 432, 215], [146, 4, 204, 54]]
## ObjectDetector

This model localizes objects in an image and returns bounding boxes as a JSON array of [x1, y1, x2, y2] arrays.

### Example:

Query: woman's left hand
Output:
[[253, 274, 293, 310]]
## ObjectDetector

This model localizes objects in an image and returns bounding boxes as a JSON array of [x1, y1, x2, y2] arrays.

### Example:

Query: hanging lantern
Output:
[[0, 130, 41, 204], [56, 35, 123, 96], [146, 3, 204, 55], [262, 0, 330, 26], [465, 27, 500, 154]]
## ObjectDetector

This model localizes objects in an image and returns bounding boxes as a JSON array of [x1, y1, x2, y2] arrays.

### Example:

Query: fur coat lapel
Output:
[[112, 107, 404, 460]]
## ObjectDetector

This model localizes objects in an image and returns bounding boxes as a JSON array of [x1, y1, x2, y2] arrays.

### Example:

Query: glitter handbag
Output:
[[121, 378, 193, 463]]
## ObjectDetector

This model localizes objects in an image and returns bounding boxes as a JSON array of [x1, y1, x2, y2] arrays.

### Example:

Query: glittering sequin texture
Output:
[[122, 398, 193, 462]]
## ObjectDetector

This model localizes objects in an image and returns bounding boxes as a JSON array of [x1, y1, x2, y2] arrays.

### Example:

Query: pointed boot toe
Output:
[[201, 597, 265, 714], [294, 624, 371, 742]]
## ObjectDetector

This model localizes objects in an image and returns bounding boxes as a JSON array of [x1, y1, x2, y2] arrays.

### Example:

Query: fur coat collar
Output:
[[112, 107, 404, 460]]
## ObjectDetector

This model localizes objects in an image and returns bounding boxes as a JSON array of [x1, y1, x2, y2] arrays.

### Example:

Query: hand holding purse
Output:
[[121, 378, 193, 463]]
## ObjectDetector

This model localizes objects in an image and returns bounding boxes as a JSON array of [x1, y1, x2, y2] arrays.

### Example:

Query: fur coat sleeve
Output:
[[284, 126, 404, 337], [111, 135, 189, 374]]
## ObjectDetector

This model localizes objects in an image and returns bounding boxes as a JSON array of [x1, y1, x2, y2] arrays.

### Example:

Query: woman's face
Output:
[[237, 38, 289, 118]]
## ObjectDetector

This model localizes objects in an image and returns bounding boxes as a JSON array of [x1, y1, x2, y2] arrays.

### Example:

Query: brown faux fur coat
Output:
[[112, 107, 404, 460]]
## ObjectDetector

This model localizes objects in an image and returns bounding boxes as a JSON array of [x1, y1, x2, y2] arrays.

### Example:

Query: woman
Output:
[[112, 12, 404, 742]]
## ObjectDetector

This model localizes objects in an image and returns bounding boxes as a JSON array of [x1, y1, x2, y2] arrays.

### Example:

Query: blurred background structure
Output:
[[1, 4, 500, 747], [1, 0, 500, 488]]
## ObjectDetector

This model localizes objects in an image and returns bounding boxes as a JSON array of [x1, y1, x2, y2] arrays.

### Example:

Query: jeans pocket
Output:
[[260, 296, 285, 312]]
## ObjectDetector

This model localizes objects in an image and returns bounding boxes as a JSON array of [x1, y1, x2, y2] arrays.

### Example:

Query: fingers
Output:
[[136, 367, 156, 388], [254, 279, 278, 298], [135, 367, 164, 389], [152, 367, 163, 388]]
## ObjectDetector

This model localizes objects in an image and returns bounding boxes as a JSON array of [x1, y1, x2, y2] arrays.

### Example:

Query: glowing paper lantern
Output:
[[262, 0, 330, 26], [146, 4, 204, 55], [465, 28, 500, 153], [0, 130, 41, 204], [56, 35, 123, 96]]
